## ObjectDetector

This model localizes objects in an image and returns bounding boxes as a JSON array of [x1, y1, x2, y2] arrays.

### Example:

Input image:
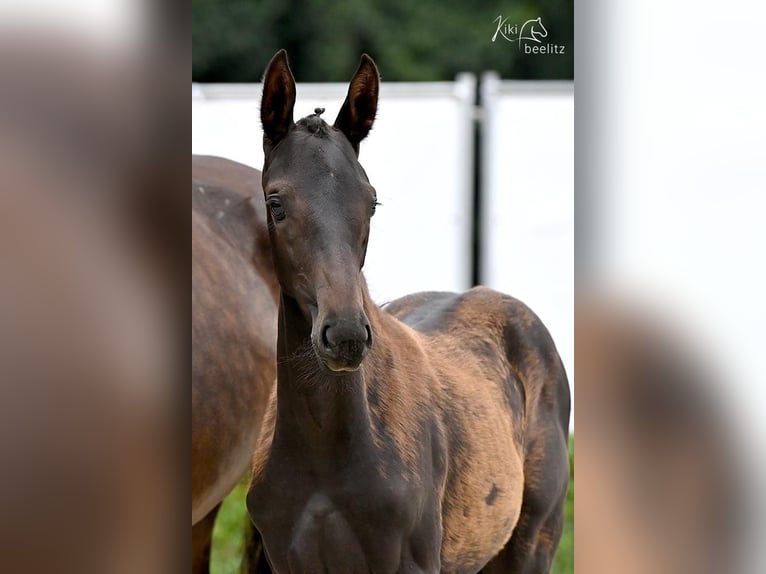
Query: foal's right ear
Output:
[[261, 49, 296, 151], [334, 54, 380, 154]]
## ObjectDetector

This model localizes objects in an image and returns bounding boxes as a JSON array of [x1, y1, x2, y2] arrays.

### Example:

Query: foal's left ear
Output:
[[334, 54, 379, 154]]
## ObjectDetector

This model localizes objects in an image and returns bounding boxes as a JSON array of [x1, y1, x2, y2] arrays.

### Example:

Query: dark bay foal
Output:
[[247, 51, 570, 574]]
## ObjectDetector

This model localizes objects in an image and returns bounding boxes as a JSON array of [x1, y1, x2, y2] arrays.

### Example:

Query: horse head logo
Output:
[[519, 17, 548, 45]]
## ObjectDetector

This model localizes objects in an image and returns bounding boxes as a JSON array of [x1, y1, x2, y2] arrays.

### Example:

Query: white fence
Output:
[[192, 78, 574, 401], [480, 76, 574, 398]]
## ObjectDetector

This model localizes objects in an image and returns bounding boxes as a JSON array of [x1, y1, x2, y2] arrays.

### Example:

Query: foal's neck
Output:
[[274, 288, 381, 457]]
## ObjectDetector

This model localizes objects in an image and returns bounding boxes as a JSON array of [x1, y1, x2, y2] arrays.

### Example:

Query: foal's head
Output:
[[260, 50, 380, 372]]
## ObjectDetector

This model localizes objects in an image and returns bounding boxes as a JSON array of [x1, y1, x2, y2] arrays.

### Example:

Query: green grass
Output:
[[210, 478, 251, 574], [552, 434, 574, 574], [211, 435, 574, 573]]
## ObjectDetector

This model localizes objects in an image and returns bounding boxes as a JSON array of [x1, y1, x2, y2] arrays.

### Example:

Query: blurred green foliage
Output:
[[210, 478, 249, 574], [210, 434, 574, 573], [192, 0, 573, 82]]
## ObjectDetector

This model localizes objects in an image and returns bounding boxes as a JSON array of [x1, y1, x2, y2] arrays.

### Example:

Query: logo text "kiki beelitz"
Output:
[[492, 16, 566, 54]]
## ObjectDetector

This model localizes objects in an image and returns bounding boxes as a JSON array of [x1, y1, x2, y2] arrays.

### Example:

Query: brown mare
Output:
[[192, 155, 278, 572], [246, 51, 571, 573]]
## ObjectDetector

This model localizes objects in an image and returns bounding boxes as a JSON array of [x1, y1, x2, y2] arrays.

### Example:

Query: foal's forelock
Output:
[[299, 109, 329, 136]]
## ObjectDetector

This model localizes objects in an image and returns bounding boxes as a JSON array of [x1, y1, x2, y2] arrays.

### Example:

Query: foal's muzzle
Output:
[[315, 311, 373, 371]]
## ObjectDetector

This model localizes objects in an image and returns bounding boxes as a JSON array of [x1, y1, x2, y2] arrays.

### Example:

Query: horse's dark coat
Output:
[[246, 50, 570, 574]]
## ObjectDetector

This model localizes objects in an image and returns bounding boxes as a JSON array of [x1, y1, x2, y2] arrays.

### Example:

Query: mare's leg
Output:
[[192, 503, 221, 574], [480, 425, 570, 574]]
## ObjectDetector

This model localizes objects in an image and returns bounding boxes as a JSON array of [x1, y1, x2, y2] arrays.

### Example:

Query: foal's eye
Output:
[[267, 196, 286, 221], [370, 200, 380, 217]]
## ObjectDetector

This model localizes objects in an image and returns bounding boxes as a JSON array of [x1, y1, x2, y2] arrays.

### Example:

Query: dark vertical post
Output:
[[470, 79, 483, 287]]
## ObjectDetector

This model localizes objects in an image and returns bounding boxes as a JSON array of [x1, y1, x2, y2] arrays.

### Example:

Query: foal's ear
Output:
[[261, 49, 296, 150], [334, 54, 379, 154]]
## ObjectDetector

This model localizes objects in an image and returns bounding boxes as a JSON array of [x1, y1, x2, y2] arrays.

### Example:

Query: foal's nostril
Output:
[[365, 324, 373, 347], [321, 324, 332, 349]]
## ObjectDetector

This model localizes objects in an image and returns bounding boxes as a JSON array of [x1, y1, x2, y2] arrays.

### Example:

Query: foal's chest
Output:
[[248, 462, 435, 573]]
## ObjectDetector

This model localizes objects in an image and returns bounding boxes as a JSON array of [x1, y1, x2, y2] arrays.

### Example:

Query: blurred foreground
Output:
[[575, 298, 746, 574], [576, 1, 766, 572], [0, 9, 183, 573]]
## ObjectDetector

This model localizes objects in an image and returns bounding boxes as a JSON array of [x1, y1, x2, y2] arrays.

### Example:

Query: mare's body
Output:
[[192, 155, 278, 572]]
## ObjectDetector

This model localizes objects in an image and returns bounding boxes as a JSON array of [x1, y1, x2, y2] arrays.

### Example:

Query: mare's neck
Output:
[[274, 287, 382, 459]]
